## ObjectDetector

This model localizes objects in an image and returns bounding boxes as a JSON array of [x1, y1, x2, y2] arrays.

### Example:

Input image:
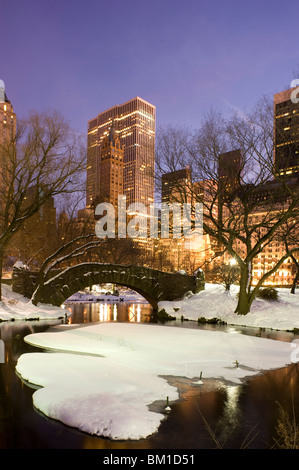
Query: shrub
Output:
[[156, 309, 175, 321], [256, 287, 279, 301]]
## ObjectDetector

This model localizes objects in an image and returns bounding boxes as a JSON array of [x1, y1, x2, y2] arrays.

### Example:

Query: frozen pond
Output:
[[1, 300, 299, 449]]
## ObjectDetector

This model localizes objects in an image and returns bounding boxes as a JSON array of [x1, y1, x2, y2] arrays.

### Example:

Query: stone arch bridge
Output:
[[12, 263, 205, 310]]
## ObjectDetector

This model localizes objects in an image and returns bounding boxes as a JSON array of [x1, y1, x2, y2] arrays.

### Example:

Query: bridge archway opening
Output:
[[64, 283, 154, 308], [64, 283, 154, 324]]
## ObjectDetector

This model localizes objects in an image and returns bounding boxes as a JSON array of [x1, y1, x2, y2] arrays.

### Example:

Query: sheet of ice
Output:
[[16, 322, 297, 440]]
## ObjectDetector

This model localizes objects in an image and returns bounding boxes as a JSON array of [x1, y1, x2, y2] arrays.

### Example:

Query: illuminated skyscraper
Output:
[[274, 87, 299, 176], [99, 121, 124, 206], [87, 96, 156, 209], [0, 80, 16, 147], [0, 80, 16, 215]]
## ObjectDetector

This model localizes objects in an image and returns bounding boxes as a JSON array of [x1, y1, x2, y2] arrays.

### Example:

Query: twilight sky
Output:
[[2, 0, 299, 136]]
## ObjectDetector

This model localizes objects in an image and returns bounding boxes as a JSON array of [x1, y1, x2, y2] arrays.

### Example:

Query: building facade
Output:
[[274, 87, 299, 176], [99, 121, 124, 206], [157, 168, 214, 273], [0, 80, 16, 147], [87, 96, 156, 209], [218, 149, 243, 198]]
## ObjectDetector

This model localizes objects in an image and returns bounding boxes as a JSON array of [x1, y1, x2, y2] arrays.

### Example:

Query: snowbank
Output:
[[16, 322, 299, 440], [0, 284, 67, 322], [158, 284, 299, 332]]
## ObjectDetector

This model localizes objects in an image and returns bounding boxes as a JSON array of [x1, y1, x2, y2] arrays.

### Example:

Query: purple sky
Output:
[[2, 0, 299, 136]]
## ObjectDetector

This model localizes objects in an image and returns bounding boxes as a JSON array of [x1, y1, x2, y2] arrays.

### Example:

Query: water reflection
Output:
[[216, 385, 243, 445], [66, 301, 152, 324]]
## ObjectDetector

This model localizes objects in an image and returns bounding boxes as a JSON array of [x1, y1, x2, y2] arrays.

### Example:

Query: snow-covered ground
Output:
[[0, 284, 66, 322], [16, 321, 299, 440], [158, 284, 299, 332]]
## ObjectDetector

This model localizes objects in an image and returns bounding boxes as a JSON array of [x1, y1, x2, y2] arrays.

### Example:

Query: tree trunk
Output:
[[291, 267, 299, 294], [0, 252, 3, 301], [235, 264, 252, 315]]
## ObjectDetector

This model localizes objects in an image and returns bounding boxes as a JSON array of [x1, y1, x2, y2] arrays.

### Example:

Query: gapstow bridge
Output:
[[11, 263, 205, 310]]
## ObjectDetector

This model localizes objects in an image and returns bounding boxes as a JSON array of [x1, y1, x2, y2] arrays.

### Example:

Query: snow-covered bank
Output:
[[1, 281, 299, 331], [16, 322, 299, 440], [0, 284, 67, 322], [158, 284, 299, 332]]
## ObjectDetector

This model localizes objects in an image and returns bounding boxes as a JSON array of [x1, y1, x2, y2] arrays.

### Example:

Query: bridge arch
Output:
[[13, 263, 205, 310]]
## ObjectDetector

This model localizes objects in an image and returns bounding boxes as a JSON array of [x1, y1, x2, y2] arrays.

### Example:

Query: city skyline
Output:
[[2, 0, 299, 137]]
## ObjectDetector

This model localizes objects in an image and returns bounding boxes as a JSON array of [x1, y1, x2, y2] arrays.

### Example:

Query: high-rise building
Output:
[[274, 87, 299, 176], [0, 80, 16, 221], [87, 96, 156, 209], [218, 149, 242, 186], [0, 79, 16, 147], [99, 121, 124, 206], [161, 167, 191, 205]]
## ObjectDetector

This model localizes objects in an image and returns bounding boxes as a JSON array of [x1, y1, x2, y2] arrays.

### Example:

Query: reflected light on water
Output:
[[128, 304, 135, 322], [217, 385, 242, 444], [99, 304, 111, 322], [65, 301, 152, 325], [137, 304, 141, 322], [128, 304, 142, 323], [225, 385, 242, 420], [227, 328, 241, 334]]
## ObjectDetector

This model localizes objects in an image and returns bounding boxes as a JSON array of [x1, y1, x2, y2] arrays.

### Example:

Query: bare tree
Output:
[[155, 98, 299, 315], [0, 110, 86, 299], [278, 219, 299, 294], [210, 260, 241, 291]]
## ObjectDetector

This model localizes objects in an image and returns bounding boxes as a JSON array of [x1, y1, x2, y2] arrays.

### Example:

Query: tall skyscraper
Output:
[[0, 79, 16, 147], [99, 121, 124, 206], [218, 149, 243, 200], [87, 96, 156, 209], [274, 87, 299, 176], [0, 80, 16, 218]]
